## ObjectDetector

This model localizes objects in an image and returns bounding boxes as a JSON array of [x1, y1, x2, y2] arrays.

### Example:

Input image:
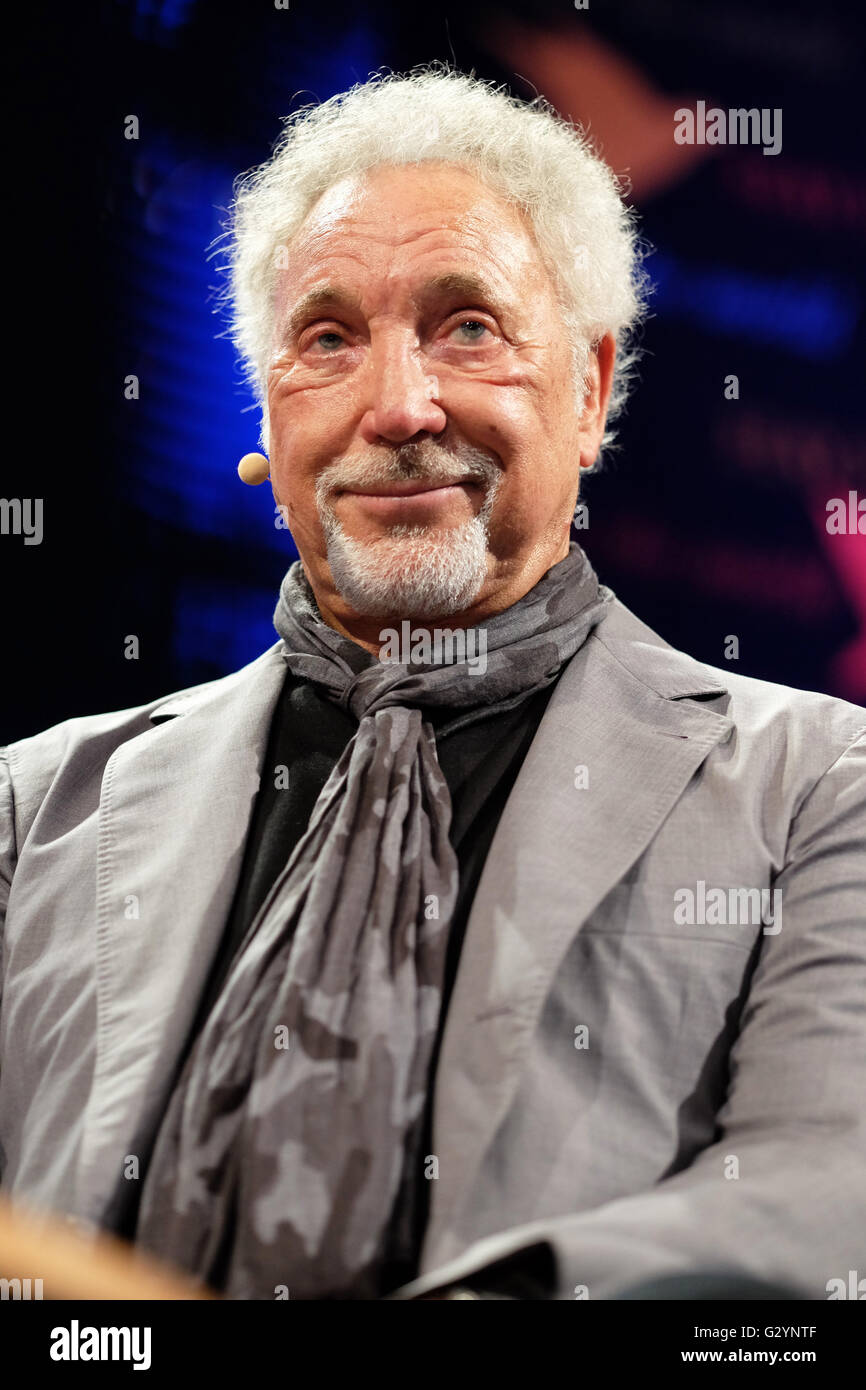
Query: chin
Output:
[[325, 520, 490, 621]]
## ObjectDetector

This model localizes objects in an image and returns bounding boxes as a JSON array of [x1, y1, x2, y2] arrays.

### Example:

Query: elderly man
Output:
[[0, 67, 864, 1303]]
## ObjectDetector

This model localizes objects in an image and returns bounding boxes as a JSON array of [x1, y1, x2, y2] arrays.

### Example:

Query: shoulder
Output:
[[592, 597, 865, 784], [2, 641, 286, 840]]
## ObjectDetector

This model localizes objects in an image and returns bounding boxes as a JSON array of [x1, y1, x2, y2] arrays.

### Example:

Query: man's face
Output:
[[266, 162, 613, 641]]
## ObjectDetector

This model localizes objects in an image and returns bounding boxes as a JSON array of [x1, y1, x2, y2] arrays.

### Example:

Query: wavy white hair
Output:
[[218, 62, 651, 462]]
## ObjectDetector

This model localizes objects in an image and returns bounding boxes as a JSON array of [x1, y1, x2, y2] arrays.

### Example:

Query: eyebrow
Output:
[[415, 271, 507, 309], [282, 286, 363, 344], [281, 272, 510, 343]]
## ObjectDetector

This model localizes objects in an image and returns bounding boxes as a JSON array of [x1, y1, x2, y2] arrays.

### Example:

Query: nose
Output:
[[358, 332, 447, 445]]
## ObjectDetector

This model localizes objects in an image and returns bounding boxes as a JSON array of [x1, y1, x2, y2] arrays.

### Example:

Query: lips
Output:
[[343, 478, 475, 498]]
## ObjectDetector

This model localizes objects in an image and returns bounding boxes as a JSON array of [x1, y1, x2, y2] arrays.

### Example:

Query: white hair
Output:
[[218, 62, 651, 462]]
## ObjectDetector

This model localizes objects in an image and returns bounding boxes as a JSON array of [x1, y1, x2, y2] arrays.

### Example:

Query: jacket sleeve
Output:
[[391, 729, 866, 1301]]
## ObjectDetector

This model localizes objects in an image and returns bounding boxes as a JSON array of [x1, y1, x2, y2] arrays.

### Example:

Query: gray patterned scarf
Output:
[[134, 541, 612, 1299]]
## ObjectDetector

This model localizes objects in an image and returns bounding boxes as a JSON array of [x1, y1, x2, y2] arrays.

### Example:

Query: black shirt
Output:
[[184, 664, 560, 1289]]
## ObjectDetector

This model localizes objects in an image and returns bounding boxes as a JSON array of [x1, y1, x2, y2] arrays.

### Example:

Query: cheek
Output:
[[268, 380, 363, 478], [267, 388, 331, 477], [493, 439, 576, 531], [265, 420, 316, 517], [445, 383, 536, 458], [271, 457, 319, 520]]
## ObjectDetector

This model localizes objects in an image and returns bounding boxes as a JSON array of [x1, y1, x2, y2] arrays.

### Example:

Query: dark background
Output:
[[5, 0, 865, 742]]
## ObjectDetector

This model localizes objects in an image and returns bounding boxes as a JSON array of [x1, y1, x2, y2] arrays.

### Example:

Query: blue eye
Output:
[[453, 319, 489, 341], [316, 332, 344, 351]]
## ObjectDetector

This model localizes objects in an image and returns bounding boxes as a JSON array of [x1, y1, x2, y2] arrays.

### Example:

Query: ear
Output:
[[577, 333, 616, 470]]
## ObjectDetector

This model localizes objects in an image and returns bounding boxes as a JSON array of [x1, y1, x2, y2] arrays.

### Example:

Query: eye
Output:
[[312, 330, 345, 352], [450, 318, 491, 343]]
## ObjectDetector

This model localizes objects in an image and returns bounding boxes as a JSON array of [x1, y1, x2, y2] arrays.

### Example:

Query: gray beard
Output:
[[317, 447, 501, 620]]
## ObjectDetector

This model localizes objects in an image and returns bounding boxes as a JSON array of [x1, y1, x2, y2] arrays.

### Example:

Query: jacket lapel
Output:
[[422, 618, 734, 1269], [76, 643, 288, 1224]]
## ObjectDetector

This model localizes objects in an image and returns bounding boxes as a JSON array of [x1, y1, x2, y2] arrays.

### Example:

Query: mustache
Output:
[[315, 441, 500, 505]]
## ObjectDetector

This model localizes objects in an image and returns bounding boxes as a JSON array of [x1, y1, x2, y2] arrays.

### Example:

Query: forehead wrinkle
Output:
[[298, 186, 536, 270]]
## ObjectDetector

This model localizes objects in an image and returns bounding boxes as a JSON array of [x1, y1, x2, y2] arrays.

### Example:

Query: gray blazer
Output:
[[1, 597, 864, 1300]]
